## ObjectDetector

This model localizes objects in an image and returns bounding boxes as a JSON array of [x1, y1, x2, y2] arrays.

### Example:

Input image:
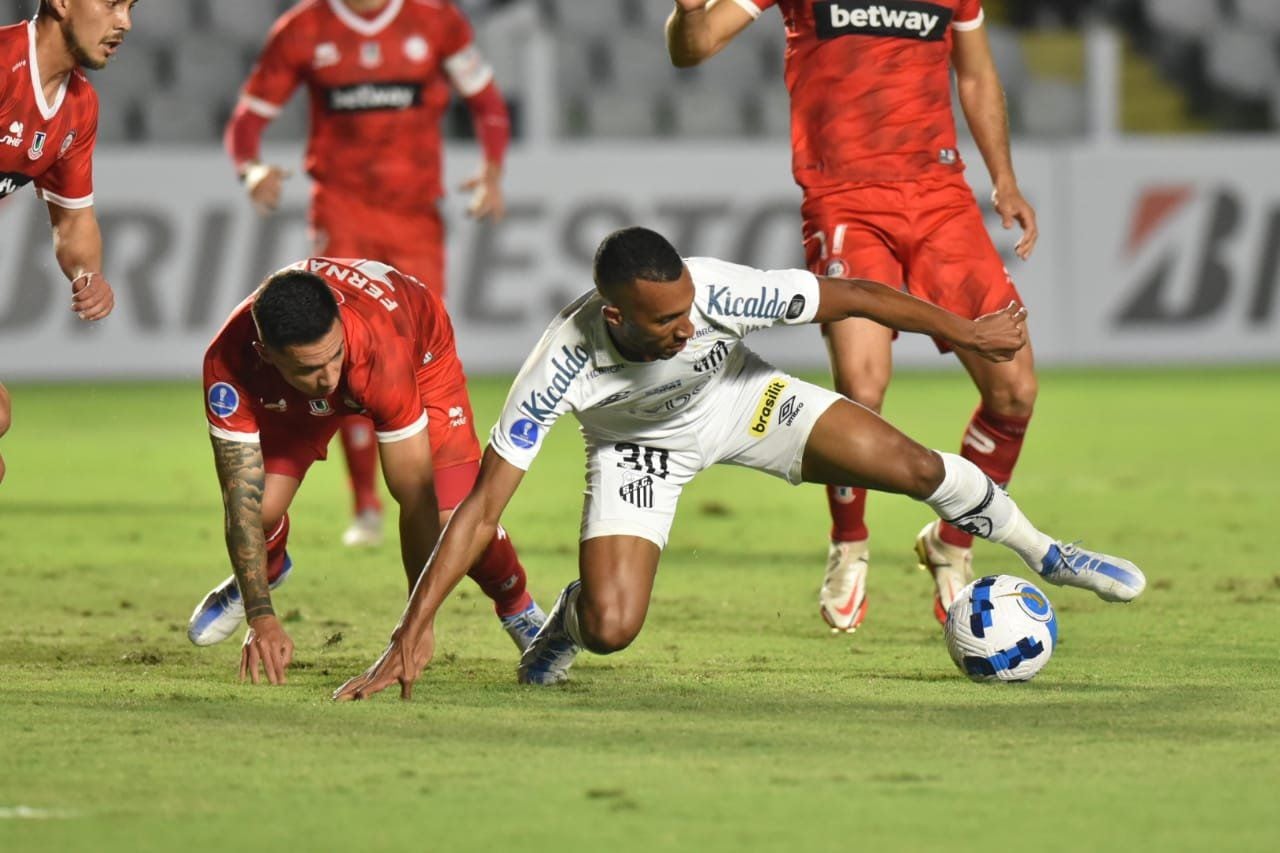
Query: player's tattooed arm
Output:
[[210, 436, 272, 620]]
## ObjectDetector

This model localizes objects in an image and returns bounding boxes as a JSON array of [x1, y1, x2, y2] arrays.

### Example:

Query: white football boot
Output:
[[915, 521, 974, 625], [517, 581, 581, 685], [340, 509, 383, 548], [187, 555, 293, 646], [819, 540, 869, 633], [499, 600, 548, 653], [1037, 542, 1147, 602]]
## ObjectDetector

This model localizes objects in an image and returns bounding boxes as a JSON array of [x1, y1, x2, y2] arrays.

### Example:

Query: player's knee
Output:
[[904, 448, 946, 499], [834, 371, 889, 411], [578, 602, 642, 655], [980, 370, 1038, 418]]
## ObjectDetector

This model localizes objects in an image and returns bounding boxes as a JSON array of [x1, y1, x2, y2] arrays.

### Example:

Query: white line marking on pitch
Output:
[[0, 806, 81, 820]]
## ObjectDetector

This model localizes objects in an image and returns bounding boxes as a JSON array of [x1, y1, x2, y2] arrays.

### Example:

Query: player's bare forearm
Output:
[[48, 204, 102, 280], [210, 435, 272, 620], [667, 0, 753, 66], [397, 451, 525, 641], [814, 277, 975, 344], [957, 73, 1016, 191], [397, 494, 440, 590]]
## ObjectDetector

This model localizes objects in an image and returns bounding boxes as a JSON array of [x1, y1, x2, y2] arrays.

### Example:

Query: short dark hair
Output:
[[251, 270, 340, 350], [592, 227, 683, 299]]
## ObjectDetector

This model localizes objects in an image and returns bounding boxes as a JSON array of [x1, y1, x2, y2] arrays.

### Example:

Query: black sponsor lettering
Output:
[[324, 82, 421, 112], [815, 1, 952, 41], [0, 171, 32, 199], [1117, 191, 1238, 325], [464, 201, 542, 324]]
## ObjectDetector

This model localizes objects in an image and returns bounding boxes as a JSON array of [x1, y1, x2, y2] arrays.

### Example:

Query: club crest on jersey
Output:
[[814, 1, 952, 42], [939, 147, 958, 165], [208, 383, 240, 419], [26, 131, 46, 160], [360, 41, 382, 68], [825, 259, 847, 278], [314, 42, 340, 68], [58, 130, 76, 158], [309, 399, 335, 416], [404, 35, 429, 62]]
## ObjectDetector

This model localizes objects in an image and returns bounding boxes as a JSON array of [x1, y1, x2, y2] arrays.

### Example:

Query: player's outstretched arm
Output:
[[952, 25, 1038, 260], [377, 427, 442, 590], [47, 204, 114, 322], [813, 276, 1027, 362], [334, 449, 527, 701], [210, 435, 294, 685], [667, 0, 757, 67]]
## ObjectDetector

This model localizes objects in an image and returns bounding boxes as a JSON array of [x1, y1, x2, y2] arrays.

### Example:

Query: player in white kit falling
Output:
[[335, 227, 1146, 698]]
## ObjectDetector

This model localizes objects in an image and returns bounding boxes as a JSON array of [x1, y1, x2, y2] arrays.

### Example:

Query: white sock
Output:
[[561, 582, 584, 648], [923, 452, 1055, 571]]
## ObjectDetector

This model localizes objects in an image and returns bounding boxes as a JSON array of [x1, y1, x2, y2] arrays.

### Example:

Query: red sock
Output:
[[339, 416, 382, 515], [827, 484, 869, 543], [265, 514, 291, 583], [939, 406, 1032, 548], [466, 525, 532, 617]]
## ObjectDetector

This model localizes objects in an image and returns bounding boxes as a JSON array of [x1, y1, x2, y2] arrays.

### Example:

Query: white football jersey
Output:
[[489, 256, 820, 469]]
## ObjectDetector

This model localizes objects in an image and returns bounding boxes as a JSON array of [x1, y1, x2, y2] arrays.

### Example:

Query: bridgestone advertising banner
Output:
[[0, 141, 1276, 380]]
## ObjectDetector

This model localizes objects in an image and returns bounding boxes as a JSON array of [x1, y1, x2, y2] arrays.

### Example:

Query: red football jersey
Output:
[[237, 0, 492, 211], [0, 20, 98, 208], [746, 0, 983, 187], [204, 257, 465, 448]]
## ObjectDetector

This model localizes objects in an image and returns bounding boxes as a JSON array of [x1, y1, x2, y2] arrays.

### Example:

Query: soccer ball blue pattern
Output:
[[944, 575, 1058, 682]]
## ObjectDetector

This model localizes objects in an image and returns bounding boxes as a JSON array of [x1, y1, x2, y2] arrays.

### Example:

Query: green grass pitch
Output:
[[1, 367, 1277, 852]]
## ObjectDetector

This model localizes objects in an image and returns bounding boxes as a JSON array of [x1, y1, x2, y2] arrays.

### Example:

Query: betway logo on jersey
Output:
[[0, 172, 32, 198], [324, 81, 421, 113], [814, 1, 952, 42], [706, 286, 800, 320], [518, 344, 590, 424]]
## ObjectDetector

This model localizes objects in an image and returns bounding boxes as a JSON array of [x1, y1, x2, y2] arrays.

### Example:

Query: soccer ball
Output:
[[944, 575, 1058, 682]]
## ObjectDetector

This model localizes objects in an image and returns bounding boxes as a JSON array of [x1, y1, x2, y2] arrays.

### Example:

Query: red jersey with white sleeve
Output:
[[234, 0, 494, 211], [0, 21, 98, 208], [742, 0, 983, 187], [204, 258, 466, 463]]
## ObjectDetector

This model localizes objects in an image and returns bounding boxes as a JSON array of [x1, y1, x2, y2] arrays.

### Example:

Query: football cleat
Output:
[[517, 580, 581, 685], [819, 540, 869, 633], [1037, 542, 1146, 602], [186, 555, 293, 647], [340, 509, 383, 548], [499, 600, 548, 653], [915, 521, 974, 625]]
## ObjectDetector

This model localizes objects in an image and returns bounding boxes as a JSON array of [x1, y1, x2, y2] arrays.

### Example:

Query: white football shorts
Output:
[[580, 354, 843, 548]]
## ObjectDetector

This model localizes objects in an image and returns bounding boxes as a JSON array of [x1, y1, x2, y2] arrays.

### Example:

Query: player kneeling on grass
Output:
[[334, 227, 1146, 699], [189, 259, 545, 685]]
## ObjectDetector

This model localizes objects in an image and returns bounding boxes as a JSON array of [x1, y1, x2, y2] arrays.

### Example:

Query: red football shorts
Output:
[[800, 173, 1022, 352], [262, 374, 482, 510], [310, 183, 447, 297]]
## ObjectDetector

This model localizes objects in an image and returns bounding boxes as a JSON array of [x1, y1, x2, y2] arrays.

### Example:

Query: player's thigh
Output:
[[262, 473, 302, 530], [799, 398, 943, 499], [420, 377, 482, 510], [909, 178, 1023, 322], [581, 437, 696, 551], [577, 534, 662, 649], [715, 368, 841, 484], [954, 337, 1039, 416]]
